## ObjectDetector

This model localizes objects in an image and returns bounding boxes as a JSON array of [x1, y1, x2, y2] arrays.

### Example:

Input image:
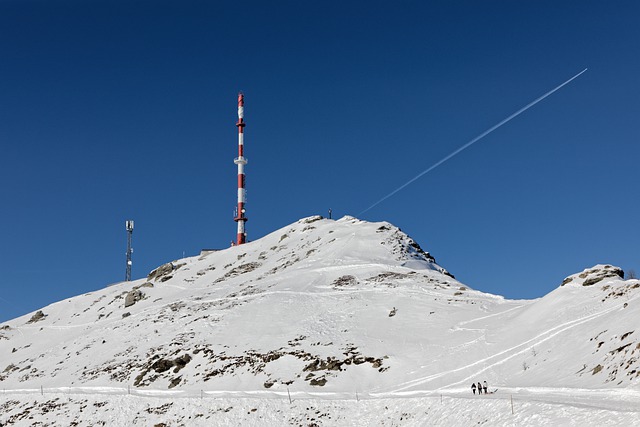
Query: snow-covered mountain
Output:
[[1, 216, 639, 426]]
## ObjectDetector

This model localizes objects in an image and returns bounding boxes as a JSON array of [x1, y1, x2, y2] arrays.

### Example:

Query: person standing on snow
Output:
[[477, 382, 483, 394], [471, 383, 476, 395], [483, 381, 488, 394]]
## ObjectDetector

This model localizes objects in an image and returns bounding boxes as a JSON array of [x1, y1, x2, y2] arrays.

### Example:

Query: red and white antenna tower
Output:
[[233, 92, 248, 245]]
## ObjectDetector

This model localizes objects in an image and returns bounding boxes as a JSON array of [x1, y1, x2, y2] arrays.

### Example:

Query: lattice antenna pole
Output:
[[125, 220, 134, 281]]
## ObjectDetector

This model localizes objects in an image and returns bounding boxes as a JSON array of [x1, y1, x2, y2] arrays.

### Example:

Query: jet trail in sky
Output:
[[359, 68, 588, 215]]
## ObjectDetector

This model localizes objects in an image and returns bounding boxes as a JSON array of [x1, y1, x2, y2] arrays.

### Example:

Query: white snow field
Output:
[[1, 216, 638, 426]]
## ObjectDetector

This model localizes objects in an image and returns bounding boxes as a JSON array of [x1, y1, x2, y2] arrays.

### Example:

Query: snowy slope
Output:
[[1, 216, 639, 426]]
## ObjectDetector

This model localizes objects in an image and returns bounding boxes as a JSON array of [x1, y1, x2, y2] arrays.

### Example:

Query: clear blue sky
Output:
[[1, 0, 639, 322]]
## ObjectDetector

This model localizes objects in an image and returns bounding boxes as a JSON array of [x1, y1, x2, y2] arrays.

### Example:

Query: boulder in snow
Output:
[[26, 310, 46, 324], [124, 289, 144, 307]]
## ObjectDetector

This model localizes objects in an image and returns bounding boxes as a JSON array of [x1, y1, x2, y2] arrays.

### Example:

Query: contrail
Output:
[[359, 68, 588, 215]]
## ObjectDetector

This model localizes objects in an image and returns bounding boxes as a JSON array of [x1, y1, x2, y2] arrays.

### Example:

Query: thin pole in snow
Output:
[[287, 387, 292, 404], [510, 395, 514, 414]]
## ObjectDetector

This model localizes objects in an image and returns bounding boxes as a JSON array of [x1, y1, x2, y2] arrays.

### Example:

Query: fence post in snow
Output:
[[40, 385, 43, 396], [128, 385, 130, 395], [287, 387, 292, 404], [510, 395, 514, 415]]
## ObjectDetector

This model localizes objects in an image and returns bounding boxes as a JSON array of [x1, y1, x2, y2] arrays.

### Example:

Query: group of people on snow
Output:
[[471, 381, 488, 395]]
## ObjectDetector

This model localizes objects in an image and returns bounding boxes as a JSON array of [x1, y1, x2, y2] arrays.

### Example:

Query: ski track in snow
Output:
[[386, 292, 640, 393], [455, 303, 529, 326]]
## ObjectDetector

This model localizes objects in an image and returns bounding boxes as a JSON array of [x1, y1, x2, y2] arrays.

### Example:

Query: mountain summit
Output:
[[1, 216, 460, 391], [1, 216, 639, 425]]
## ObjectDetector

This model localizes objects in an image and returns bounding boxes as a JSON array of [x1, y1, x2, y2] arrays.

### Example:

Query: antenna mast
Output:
[[234, 92, 248, 244], [125, 220, 134, 281]]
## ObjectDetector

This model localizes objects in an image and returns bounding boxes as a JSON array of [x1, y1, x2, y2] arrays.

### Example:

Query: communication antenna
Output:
[[233, 92, 248, 244], [125, 220, 134, 281]]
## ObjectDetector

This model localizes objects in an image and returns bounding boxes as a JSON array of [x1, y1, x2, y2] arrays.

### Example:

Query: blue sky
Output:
[[1, 0, 639, 322]]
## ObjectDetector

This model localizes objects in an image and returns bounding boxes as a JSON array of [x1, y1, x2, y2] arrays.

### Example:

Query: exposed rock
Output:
[[148, 262, 174, 281], [147, 262, 184, 282], [124, 290, 144, 308], [332, 275, 357, 288], [214, 262, 262, 283], [561, 265, 624, 287], [367, 272, 409, 283], [389, 307, 397, 317], [168, 377, 181, 389], [136, 353, 193, 387], [309, 377, 327, 386], [27, 310, 46, 324], [122, 312, 131, 318], [173, 354, 192, 373], [325, 359, 342, 371], [301, 215, 323, 224], [407, 239, 436, 263], [151, 359, 174, 373], [303, 360, 319, 372]]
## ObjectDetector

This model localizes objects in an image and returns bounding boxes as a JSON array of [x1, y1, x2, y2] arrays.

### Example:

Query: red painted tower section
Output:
[[234, 92, 248, 244]]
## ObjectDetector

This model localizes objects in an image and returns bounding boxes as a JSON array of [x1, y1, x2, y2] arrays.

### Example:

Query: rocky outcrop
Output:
[[26, 310, 46, 324], [148, 263, 185, 282], [214, 262, 262, 283], [561, 265, 625, 287], [134, 282, 154, 290], [124, 290, 144, 308], [134, 354, 192, 387], [332, 275, 357, 288], [148, 263, 174, 282]]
